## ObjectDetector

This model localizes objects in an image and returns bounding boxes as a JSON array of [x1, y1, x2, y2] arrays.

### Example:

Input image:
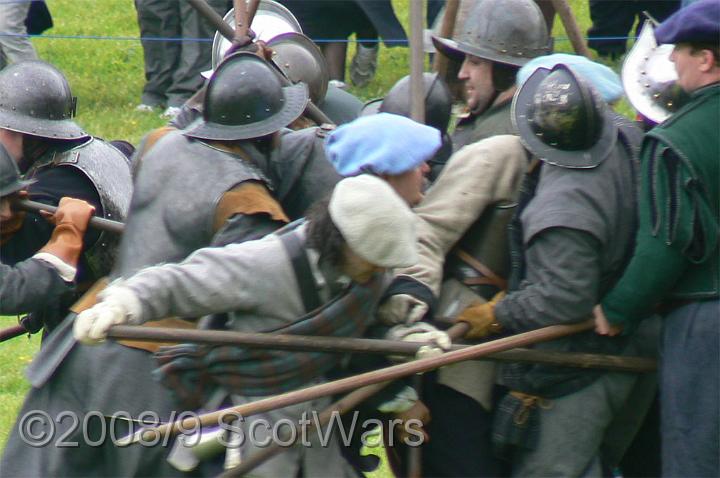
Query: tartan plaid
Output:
[[152, 274, 387, 409]]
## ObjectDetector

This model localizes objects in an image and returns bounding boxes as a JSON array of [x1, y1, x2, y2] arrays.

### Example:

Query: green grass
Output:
[[1, 0, 630, 466], [0, 317, 40, 450]]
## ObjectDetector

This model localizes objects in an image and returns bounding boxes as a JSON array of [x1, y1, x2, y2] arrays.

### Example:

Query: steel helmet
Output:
[[267, 32, 329, 105], [432, 0, 550, 67], [184, 52, 308, 141], [0, 60, 88, 140], [622, 20, 690, 124], [513, 63, 617, 168]]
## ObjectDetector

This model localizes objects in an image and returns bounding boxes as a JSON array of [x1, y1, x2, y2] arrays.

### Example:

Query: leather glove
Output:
[[455, 291, 506, 340], [386, 322, 451, 361], [73, 284, 143, 344], [377, 294, 430, 325], [393, 399, 431, 445], [38, 197, 95, 267]]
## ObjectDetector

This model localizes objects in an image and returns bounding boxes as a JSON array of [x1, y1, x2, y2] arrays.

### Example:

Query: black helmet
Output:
[[359, 73, 452, 135], [184, 52, 309, 141], [432, 0, 550, 67], [513, 63, 617, 168], [0, 60, 88, 140], [0, 144, 35, 197]]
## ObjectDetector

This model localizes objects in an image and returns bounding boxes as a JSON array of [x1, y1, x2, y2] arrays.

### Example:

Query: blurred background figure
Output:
[[280, 0, 406, 88], [134, 0, 228, 119], [0, 0, 40, 69], [586, 0, 680, 59]]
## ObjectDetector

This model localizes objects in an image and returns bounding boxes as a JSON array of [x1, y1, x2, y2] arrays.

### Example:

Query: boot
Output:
[[350, 44, 379, 87]]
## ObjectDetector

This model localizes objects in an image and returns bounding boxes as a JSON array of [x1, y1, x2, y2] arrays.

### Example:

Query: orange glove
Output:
[[455, 291, 506, 339], [38, 197, 95, 267]]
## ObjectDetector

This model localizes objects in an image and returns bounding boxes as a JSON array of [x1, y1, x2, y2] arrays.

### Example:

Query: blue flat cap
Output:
[[655, 0, 720, 45], [325, 112, 441, 176], [517, 53, 624, 103]]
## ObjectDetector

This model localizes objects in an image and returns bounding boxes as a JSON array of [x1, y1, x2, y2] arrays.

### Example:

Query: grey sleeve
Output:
[[120, 239, 280, 321], [495, 227, 601, 331], [0, 259, 70, 315]]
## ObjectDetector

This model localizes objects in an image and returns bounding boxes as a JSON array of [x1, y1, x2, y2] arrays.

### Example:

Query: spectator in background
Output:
[[281, 0, 406, 88], [587, 0, 680, 59], [134, 0, 227, 119], [0, 0, 39, 69]]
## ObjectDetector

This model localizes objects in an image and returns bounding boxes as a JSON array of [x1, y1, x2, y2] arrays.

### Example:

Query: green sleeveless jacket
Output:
[[603, 84, 719, 324]]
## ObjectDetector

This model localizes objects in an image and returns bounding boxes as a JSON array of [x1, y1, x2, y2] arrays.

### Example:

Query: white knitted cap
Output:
[[329, 175, 418, 268]]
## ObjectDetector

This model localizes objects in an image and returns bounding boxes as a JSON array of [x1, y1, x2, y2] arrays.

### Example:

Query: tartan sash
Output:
[[153, 274, 386, 409]]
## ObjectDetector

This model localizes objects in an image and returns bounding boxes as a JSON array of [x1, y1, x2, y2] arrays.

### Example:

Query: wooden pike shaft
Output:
[[220, 380, 394, 477], [224, 326, 469, 475], [233, 0, 249, 41], [106, 325, 656, 373], [551, 0, 592, 58], [16, 199, 125, 235], [409, 0, 425, 123], [126, 320, 596, 444], [0, 324, 27, 343], [432, 0, 460, 76], [188, 0, 235, 41]]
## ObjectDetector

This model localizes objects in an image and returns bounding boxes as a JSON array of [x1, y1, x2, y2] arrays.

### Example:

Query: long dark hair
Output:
[[305, 196, 347, 270]]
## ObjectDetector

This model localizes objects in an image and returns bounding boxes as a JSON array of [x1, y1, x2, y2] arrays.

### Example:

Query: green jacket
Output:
[[603, 83, 720, 325]]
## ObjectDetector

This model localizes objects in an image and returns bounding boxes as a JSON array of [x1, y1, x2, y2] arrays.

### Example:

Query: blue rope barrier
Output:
[[0, 33, 641, 43]]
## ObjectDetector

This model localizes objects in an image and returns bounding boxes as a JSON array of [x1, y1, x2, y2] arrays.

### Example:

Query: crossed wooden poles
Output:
[[107, 320, 655, 477]]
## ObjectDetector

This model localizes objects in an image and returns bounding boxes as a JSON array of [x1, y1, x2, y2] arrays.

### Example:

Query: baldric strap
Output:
[[279, 231, 322, 313]]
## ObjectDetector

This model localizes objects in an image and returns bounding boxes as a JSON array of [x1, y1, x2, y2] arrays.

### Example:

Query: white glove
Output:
[[386, 322, 451, 360], [377, 385, 419, 414], [73, 284, 144, 344], [376, 294, 429, 325]]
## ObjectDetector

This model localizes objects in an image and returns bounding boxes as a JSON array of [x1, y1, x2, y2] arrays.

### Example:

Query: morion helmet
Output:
[[184, 52, 308, 141], [0, 60, 88, 140], [432, 0, 550, 67]]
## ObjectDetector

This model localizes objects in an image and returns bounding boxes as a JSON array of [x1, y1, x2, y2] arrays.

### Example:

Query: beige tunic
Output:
[[397, 135, 529, 409]]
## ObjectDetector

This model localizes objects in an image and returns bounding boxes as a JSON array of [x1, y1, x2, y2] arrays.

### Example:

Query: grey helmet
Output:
[[360, 73, 453, 135], [513, 63, 617, 169], [432, 0, 550, 67], [0, 143, 34, 197], [267, 32, 329, 105], [184, 52, 309, 141], [381, 73, 453, 135], [622, 20, 690, 124], [0, 60, 88, 140]]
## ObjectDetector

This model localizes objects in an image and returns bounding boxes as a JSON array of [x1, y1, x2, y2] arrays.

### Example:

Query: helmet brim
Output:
[[0, 110, 89, 141], [183, 83, 309, 141], [512, 68, 617, 169], [432, 36, 536, 67]]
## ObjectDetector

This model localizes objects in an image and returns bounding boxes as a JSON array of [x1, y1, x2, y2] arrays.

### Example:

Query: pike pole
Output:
[[0, 324, 27, 343], [119, 320, 596, 446], [106, 324, 657, 372], [221, 323, 470, 477], [15, 199, 125, 234]]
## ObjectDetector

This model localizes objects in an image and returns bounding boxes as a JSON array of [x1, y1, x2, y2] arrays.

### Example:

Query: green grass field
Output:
[[1, 0, 633, 466]]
